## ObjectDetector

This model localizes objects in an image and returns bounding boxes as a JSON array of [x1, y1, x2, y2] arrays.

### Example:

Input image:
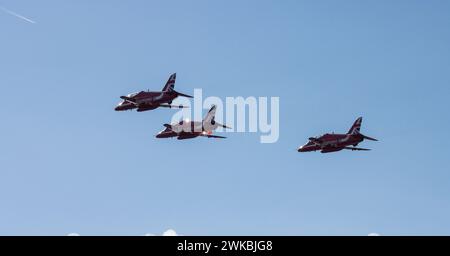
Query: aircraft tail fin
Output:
[[202, 105, 230, 130], [203, 105, 217, 124], [162, 73, 176, 92], [347, 117, 362, 135]]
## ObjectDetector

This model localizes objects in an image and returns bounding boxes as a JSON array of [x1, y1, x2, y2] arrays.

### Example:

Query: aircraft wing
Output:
[[343, 146, 371, 151], [158, 104, 189, 109]]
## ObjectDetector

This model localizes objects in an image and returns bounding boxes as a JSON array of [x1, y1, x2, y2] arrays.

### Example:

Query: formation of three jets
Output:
[[115, 74, 377, 152]]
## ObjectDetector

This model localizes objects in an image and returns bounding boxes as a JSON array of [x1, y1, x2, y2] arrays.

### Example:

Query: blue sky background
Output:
[[1, 0, 450, 235]]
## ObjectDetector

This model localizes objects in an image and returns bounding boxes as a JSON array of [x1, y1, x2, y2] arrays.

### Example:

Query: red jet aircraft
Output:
[[298, 117, 377, 153], [156, 105, 230, 140], [115, 73, 193, 112]]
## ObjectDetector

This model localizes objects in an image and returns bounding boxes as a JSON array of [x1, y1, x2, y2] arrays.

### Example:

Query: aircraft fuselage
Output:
[[298, 133, 364, 153], [156, 120, 225, 140], [115, 91, 179, 111], [156, 120, 221, 140]]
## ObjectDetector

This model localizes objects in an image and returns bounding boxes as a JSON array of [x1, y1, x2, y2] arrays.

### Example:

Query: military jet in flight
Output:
[[115, 73, 193, 112], [156, 105, 230, 140], [298, 117, 378, 153]]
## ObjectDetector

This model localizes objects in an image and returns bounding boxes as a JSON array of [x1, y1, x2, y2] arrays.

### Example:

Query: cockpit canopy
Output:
[[127, 92, 138, 98]]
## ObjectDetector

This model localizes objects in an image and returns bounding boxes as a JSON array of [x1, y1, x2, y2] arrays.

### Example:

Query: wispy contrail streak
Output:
[[0, 6, 36, 24]]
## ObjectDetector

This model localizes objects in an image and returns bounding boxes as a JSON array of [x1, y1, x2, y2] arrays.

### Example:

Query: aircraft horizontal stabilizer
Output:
[[361, 133, 378, 141], [217, 123, 231, 129], [174, 91, 193, 98]]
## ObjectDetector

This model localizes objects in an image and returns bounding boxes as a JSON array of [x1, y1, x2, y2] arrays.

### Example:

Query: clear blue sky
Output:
[[1, 0, 450, 235]]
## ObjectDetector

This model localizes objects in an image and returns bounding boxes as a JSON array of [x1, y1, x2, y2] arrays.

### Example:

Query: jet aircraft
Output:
[[115, 73, 193, 112], [156, 105, 230, 140], [298, 117, 377, 153]]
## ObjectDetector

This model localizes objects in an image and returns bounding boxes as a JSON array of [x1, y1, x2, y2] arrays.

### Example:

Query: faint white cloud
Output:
[[67, 233, 80, 236], [144, 229, 180, 236], [162, 229, 178, 236], [0, 6, 36, 24], [368, 233, 381, 236]]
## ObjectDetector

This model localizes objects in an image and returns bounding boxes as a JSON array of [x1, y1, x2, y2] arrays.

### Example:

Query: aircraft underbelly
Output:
[[177, 133, 199, 140], [320, 137, 362, 152], [321, 147, 344, 153], [137, 105, 158, 112]]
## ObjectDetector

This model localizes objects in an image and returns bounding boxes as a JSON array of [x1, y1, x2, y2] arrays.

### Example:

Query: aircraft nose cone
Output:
[[297, 146, 306, 152], [156, 133, 166, 138]]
